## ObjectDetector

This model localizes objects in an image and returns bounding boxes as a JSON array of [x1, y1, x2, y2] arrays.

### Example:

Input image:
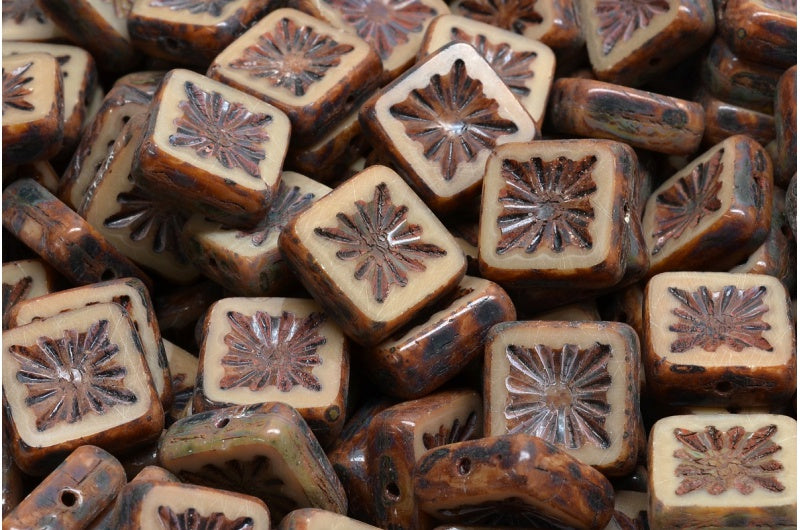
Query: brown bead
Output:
[[643, 272, 796, 407], [364, 276, 515, 399], [413, 433, 615, 529], [2, 259, 55, 329], [548, 78, 705, 155], [366, 389, 482, 530], [774, 65, 797, 187], [700, 91, 776, 147], [717, 0, 796, 69], [2, 179, 153, 290], [2, 445, 126, 530]]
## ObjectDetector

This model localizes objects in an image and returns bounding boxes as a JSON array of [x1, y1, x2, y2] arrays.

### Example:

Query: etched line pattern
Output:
[[220, 310, 326, 392], [323, 0, 436, 60], [2, 0, 46, 24], [170, 81, 271, 178], [104, 186, 189, 259], [454, 0, 543, 35], [149, 0, 236, 15], [651, 149, 724, 256], [423, 411, 478, 449], [229, 17, 354, 97], [10, 319, 138, 431], [2, 61, 34, 113], [673, 424, 784, 495], [504, 342, 612, 449], [450, 28, 537, 97], [178, 456, 298, 519], [2, 276, 32, 318], [157, 506, 255, 530], [594, 0, 670, 56], [667, 285, 773, 353], [496, 155, 597, 255], [234, 182, 316, 246], [390, 59, 518, 181], [314, 182, 447, 303]]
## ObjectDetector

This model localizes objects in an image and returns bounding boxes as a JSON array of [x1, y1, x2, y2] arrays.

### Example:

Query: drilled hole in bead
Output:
[[457, 457, 471, 475], [59, 489, 79, 507], [385, 482, 400, 501], [648, 57, 662, 67], [216, 417, 229, 428], [100, 269, 115, 281]]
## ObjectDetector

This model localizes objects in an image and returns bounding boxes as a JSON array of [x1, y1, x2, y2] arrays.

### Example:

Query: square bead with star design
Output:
[[279, 165, 466, 346], [132, 69, 290, 227]]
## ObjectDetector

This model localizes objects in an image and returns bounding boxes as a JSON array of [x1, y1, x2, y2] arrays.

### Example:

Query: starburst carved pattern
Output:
[[450, 29, 537, 97], [423, 411, 478, 449], [220, 310, 326, 392], [651, 149, 724, 256], [149, 0, 235, 15], [594, 0, 670, 55], [496, 155, 597, 255], [314, 183, 447, 303], [9, 319, 137, 432], [667, 285, 773, 353], [2, 276, 32, 319], [438, 497, 573, 528], [3, 62, 34, 113], [104, 186, 188, 257], [390, 59, 518, 181], [229, 18, 353, 97], [455, 0, 543, 35], [178, 456, 298, 518], [236, 182, 317, 246], [169, 81, 271, 179], [324, 0, 436, 60], [504, 343, 612, 449], [101, 0, 134, 18], [2, 0, 46, 23], [157, 506, 254, 530], [673, 424, 784, 495]]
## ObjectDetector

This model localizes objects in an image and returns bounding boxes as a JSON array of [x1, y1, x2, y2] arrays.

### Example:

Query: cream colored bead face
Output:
[[292, 166, 465, 322], [3, 303, 156, 447], [2, 53, 59, 127], [202, 297, 344, 409]]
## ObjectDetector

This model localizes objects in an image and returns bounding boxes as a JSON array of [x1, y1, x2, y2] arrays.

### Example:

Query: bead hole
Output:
[[216, 417, 229, 428], [457, 457, 471, 475], [59, 489, 79, 507], [715, 381, 733, 394], [384, 482, 400, 501]]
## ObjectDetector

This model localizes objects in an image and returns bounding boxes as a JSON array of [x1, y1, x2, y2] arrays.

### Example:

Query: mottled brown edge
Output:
[[285, 113, 367, 183], [547, 78, 705, 155], [207, 29, 383, 147], [2, 179, 153, 291], [128, 2, 275, 66], [413, 434, 614, 529], [38, 0, 139, 72], [278, 210, 467, 346], [718, 0, 797, 68], [131, 72, 277, 228], [589, 0, 715, 87], [366, 280, 516, 399], [365, 389, 482, 530], [646, 135, 773, 275], [1, 56, 64, 165], [700, 92, 776, 147], [642, 277, 796, 407], [3, 445, 126, 529], [192, 304, 350, 447], [774, 65, 796, 186]]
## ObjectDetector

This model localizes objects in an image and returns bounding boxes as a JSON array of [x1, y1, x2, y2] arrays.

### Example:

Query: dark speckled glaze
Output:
[[700, 92, 776, 147], [548, 78, 705, 155], [2, 179, 153, 290], [365, 277, 515, 399], [717, 0, 797, 69], [413, 434, 615, 529], [774, 65, 797, 186], [2, 446, 125, 529]]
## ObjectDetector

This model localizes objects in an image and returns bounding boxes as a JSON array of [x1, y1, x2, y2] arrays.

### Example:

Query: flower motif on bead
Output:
[[594, 0, 670, 55], [3, 62, 34, 113]]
